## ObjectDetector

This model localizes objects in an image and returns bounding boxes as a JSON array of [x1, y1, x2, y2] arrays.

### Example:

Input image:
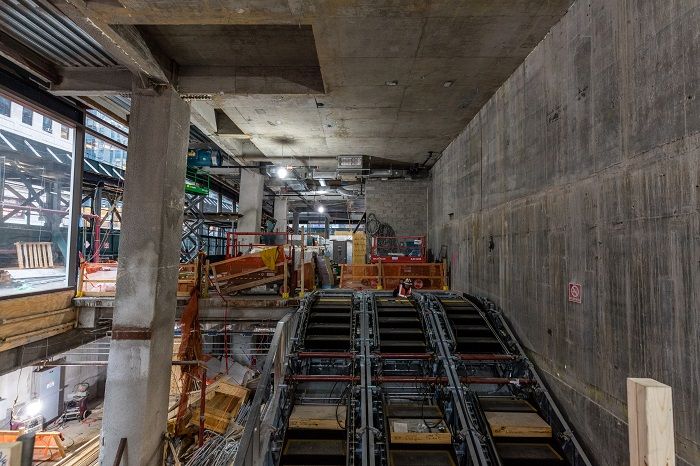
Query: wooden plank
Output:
[[0, 308, 77, 340], [47, 243, 54, 267], [0, 290, 75, 319], [222, 274, 284, 293], [627, 378, 675, 466], [289, 405, 346, 430], [15, 242, 24, 268], [484, 411, 551, 438], [0, 322, 76, 352]]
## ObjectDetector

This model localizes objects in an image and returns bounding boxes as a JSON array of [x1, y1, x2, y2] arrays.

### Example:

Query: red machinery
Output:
[[370, 236, 426, 263]]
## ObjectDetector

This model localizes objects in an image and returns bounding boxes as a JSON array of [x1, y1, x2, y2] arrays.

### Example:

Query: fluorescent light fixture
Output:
[[276, 166, 288, 179], [317, 190, 328, 195], [26, 399, 42, 417], [319, 179, 327, 187], [317, 205, 325, 213]]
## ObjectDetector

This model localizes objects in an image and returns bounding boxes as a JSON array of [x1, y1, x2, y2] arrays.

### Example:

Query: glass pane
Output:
[[84, 134, 127, 170], [42, 115, 53, 133], [86, 116, 128, 145], [87, 109, 128, 133], [21, 107, 32, 125], [0, 96, 10, 117], [0, 93, 76, 297]]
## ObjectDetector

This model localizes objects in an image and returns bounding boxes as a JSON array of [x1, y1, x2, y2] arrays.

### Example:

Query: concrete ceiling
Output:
[[52, 0, 574, 168]]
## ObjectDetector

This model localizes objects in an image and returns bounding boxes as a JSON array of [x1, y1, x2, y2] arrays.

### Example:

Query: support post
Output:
[[300, 226, 305, 298], [627, 378, 675, 466], [273, 197, 288, 245], [237, 169, 264, 245], [292, 211, 300, 234], [100, 86, 190, 466]]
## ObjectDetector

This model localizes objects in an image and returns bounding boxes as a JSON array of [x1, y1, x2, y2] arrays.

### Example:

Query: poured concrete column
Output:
[[237, 169, 264, 244], [100, 86, 189, 466], [274, 198, 288, 244], [292, 211, 300, 234]]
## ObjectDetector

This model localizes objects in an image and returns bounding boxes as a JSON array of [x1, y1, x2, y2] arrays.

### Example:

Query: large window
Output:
[[0, 91, 76, 297]]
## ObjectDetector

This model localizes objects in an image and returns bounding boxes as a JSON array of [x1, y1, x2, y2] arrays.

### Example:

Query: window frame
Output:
[[0, 95, 10, 117], [42, 115, 53, 133], [21, 106, 33, 125]]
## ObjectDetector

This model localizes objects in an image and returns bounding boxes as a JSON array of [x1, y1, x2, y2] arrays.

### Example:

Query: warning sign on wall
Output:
[[568, 282, 582, 304]]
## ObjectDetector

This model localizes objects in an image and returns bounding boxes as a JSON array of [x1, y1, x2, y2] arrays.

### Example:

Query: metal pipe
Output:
[[295, 351, 355, 359], [287, 375, 359, 382], [458, 354, 518, 361], [374, 352, 433, 360], [375, 376, 532, 385]]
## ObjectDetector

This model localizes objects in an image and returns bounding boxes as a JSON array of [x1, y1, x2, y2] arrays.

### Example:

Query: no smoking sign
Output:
[[568, 282, 582, 304]]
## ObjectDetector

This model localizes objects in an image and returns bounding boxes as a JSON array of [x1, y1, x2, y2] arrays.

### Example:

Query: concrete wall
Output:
[[365, 178, 429, 237], [428, 1, 699, 465]]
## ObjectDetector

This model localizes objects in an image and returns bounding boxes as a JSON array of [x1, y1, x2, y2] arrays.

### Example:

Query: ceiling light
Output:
[[317, 205, 325, 213], [385, 80, 398, 86], [276, 166, 288, 179], [443, 80, 454, 88], [319, 179, 327, 187]]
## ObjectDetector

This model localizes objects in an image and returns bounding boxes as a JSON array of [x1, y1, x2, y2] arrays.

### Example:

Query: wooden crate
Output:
[[190, 379, 249, 434]]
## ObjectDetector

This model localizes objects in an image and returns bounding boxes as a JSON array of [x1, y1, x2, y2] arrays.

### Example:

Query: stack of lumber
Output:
[[54, 436, 99, 466], [0, 290, 76, 352]]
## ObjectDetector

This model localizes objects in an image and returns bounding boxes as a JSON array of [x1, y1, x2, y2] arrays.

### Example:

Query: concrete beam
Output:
[[100, 85, 189, 466], [50, 0, 171, 83], [189, 100, 217, 134], [50, 66, 133, 96], [177, 65, 325, 94]]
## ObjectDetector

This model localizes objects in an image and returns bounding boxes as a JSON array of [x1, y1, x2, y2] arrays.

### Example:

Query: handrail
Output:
[[233, 304, 301, 466]]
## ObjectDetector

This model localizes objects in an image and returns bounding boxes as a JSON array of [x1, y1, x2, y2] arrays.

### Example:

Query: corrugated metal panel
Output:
[[0, 0, 117, 67]]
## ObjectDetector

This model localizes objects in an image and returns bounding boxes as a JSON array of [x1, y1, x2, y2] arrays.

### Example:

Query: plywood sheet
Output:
[[289, 405, 347, 430], [485, 411, 551, 438]]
